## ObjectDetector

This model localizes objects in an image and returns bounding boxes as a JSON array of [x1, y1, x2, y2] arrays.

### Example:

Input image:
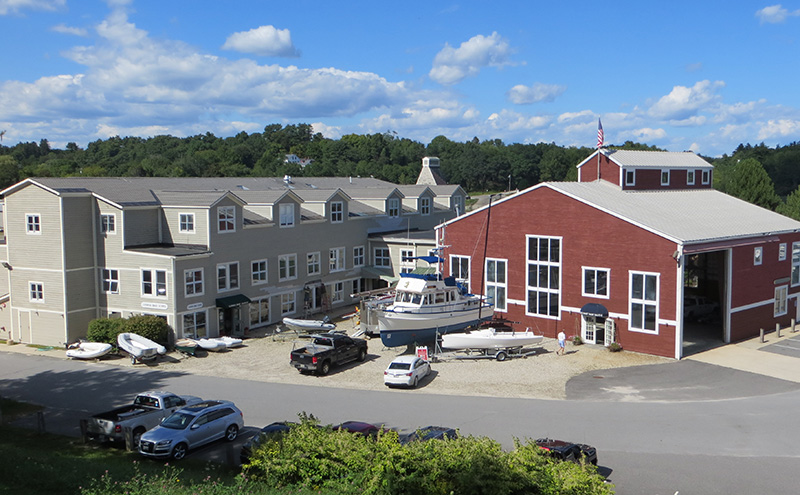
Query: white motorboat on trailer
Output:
[[282, 317, 336, 333], [378, 258, 493, 347], [117, 332, 167, 363]]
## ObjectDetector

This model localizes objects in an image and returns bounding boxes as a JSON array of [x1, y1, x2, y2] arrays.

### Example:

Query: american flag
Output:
[[596, 118, 604, 149]]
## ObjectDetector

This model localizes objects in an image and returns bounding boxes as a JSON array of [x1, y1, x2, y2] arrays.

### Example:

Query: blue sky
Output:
[[1, 0, 799, 157]]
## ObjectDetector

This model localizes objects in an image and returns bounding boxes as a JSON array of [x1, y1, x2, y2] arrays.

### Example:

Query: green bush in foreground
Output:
[[122, 315, 170, 345], [86, 318, 125, 346]]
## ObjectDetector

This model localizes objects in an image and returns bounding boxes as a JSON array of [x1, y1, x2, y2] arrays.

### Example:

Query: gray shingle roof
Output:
[[582, 149, 713, 169]]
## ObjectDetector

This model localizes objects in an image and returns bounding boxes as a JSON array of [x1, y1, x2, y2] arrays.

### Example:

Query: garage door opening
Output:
[[682, 250, 726, 357]]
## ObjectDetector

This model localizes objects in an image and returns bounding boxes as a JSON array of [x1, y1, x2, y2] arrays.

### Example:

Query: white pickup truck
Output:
[[84, 391, 201, 446]]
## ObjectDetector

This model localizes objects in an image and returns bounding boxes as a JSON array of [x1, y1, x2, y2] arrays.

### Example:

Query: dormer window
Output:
[[217, 206, 235, 233], [702, 170, 711, 185], [687, 170, 695, 185], [388, 198, 400, 217], [660, 170, 670, 186], [625, 170, 635, 186], [420, 197, 431, 215], [331, 201, 343, 223], [279, 203, 295, 228]]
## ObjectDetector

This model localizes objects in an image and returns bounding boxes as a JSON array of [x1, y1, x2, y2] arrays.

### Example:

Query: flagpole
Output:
[[596, 118, 603, 181]]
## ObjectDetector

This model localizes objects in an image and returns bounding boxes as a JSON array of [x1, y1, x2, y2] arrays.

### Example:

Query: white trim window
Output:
[[754, 247, 763, 266], [26, 214, 41, 234], [420, 197, 431, 215], [142, 269, 167, 297], [281, 292, 296, 315], [702, 170, 710, 184], [353, 278, 365, 295], [183, 310, 207, 339], [29, 282, 44, 302], [251, 260, 268, 285], [353, 246, 365, 267], [217, 262, 239, 292], [217, 206, 235, 233], [249, 298, 270, 327], [630, 271, 659, 333], [182, 310, 208, 339], [485, 258, 507, 312], [307, 252, 321, 276], [450, 255, 470, 293], [400, 249, 415, 274], [660, 170, 670, 186], [279, 203, 295, 228], [775, 285, 788, 317], [793, 242, 800, 286], [331, 201, 343, 223], [374, 247, 391, 267], [526, 236, 561, 318], [687, 170, 695, 185], [779, 243, 787, 262], [279, 254, 298, 281], [329, 247, 345, 272], [101, 214, 116, 234], [583, 267, 609, 298], [625, 170, 635, 186], [387, 198, 400, 217], [184, 268, 203, 296], [102, 268, 119, 294], [331, 282, 344, 303], [179, 213, 195, 233]]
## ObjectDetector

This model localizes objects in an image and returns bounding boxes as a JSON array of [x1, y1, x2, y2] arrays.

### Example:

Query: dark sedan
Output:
[[534, 438, 598, 465]]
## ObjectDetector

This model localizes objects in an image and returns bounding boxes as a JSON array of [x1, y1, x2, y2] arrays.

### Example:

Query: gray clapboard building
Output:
[[0, 167, 464, 347]]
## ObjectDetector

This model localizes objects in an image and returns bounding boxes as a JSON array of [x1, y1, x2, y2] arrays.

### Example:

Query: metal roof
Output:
[[602, 149, 713, 169]]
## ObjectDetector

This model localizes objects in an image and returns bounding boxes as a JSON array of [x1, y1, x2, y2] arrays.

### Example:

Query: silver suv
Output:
[[138, 400, 244, 460]]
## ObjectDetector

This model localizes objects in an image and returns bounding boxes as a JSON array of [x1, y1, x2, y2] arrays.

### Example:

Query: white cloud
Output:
[[647, 80, 725, 121], [51, 23, 88, 36], [487, 110, 551, 131], [757, 119, 800, 140], [629, 127, 667, 141], [0, 0, 63, 15], [756, 4, 800, 23], [557, 110, 595, 123], [222, 25, 300, 57], [507, 83, 566, 104], [429, 32, 513, 85]]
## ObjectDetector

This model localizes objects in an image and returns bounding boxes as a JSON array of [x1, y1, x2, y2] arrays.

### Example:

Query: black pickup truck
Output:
[[290, 333, 368, 375]]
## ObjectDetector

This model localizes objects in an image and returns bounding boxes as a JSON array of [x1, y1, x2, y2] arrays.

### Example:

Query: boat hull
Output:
[[117, 333, 167, 360], [66, 342, 113, 360], [441, 329, 543, 350], [282, 317, 336, 333], [378, 307, 492, 347]]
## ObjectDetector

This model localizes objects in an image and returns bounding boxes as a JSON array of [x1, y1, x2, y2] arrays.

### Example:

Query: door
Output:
[[604, 319, 616, 347], [17, 310, 31, 343], [583, 316, 596, 344]]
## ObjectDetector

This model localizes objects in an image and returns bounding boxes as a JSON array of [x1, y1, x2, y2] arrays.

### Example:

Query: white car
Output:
[[384, 355, 431, 388], [684, 295, 719, 320]]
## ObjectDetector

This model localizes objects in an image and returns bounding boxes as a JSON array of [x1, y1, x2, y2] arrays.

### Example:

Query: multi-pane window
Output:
[[420, 197, 431, 215], [179, 213, 195, 233], [281, 292, 296, 315], [702, 170, 710, 184], [217, 262, 239, 292], [660, 170, 670, 186], [352, 278, 365, 295], [250, 298, 270, 326], [279, 203, 295, 227], [142, 269, 167, 297], [450, 255, 470, 292], [26, 214, 41, 234], [387, 198, 400, 217], [184, 268, 203, 296], [775, 285, 788, 317], [331, 282, 344, 303], [793, 242, 800, 286], [687, 170, 695, 185], [485, 258, 507, 311], [251, 260, 268, 285], [307, 252, 321, 275], [331, 201, 343, 223], [101, 214, 115, 234], [625, 170, 635, 186], [29, 282, 44, 302], [374, 247, 390, 267], [400, 249, 415, 274], [353, 246, 365, 267], [630, 272, 658, 333], [526, 236, 561, 318], [218, 206, 235, 233], [583, 267, 609, 298], [103, 269, 120, 294], [279, 254, 297, 281], [183, 311, 207, 338], [330, 247, 345, 272]]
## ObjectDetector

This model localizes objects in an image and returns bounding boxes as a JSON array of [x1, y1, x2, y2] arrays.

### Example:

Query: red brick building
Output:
[[438, 149, 800, 358]]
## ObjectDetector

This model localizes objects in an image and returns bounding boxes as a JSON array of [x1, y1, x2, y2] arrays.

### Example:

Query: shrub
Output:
[[608, 342, 623, 352], [86, 318, 125, 345], [571, 335, 583, 346], [123, 315, 171, 345]]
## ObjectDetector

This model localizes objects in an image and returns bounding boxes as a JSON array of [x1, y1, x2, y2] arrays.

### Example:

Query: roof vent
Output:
[[283, 175, 293, 184]]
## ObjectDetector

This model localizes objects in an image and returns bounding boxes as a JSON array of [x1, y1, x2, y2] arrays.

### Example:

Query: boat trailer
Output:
[[431, 342, 543, 362]]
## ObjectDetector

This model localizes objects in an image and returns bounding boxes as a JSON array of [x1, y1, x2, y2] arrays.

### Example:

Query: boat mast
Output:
[[477, 194, 494, 320]]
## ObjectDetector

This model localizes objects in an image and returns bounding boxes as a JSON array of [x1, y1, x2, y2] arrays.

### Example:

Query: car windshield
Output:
[[389, 362, 411, 370], [160, 412, 196, 429]]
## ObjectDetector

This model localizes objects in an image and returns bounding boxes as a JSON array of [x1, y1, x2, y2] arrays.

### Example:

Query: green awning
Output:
[[216, 294, 251, 308], [361, 266, 400, 283]]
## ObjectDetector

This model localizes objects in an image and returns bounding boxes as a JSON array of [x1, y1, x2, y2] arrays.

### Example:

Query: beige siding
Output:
[[63, 196, 96, 269], [161, 208, 209, 246], [66, 268, 97, 311], [123, 208, 160, 246], [6, 184, 64, 271], [67, 308, 96, 341]]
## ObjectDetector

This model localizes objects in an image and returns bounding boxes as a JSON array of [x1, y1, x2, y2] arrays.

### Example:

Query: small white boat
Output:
[[117, 332, 167, 363], [283, 317, 336, 333], [216, 336, 243, 348], [197, 338, 227, 352], [66, 341, 113, 360], [441, 327, 543, 350], [175, 338, 199, 356]]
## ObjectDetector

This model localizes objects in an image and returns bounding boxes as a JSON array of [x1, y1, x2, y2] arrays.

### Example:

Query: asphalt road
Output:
[[2, 351, 800, 495]]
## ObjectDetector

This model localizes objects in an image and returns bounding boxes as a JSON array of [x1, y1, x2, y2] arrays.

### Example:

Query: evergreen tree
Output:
[[725, 158, 781, 210]]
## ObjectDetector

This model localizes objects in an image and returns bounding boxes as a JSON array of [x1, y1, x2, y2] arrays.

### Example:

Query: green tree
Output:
[[777, 186, 800, 220], [726, 158, 781, 210], [0, 155, 20, 188]]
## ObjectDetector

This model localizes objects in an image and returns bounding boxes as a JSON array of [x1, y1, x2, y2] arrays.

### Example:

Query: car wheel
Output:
[[225, 424, 239, 441], [132, 427, 145, 447], [357, 348, 366, 362], [319, 361, 331, 376], [412, 376, 419, 388], [172, 442, 188, 460]]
